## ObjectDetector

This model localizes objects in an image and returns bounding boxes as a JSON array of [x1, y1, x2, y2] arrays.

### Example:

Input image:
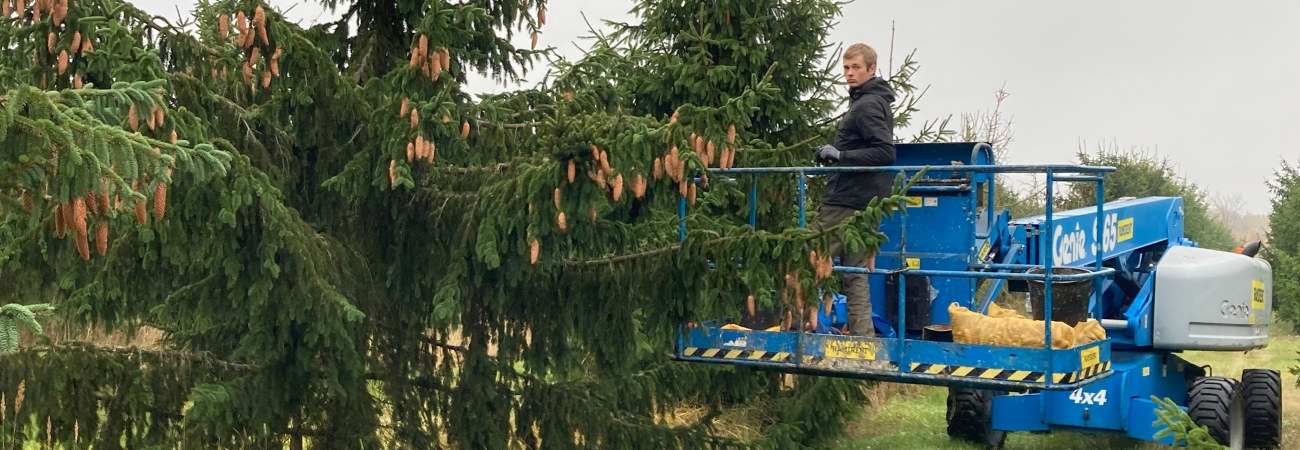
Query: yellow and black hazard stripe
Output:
[[908, 361, 1112, 384], [909, 363, 1047, 382], [1058, 361, 1111, 384], [682, 347, 791, 362]]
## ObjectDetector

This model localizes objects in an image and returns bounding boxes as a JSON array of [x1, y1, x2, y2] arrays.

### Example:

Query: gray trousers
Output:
[[811, 204, 875, 336]]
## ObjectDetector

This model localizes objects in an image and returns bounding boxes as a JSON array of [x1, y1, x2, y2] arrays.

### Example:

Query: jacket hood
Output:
[[849, 76, 896, 103]]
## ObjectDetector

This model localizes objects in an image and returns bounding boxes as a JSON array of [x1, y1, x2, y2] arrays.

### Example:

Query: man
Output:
[[812, 43, 896, 337]]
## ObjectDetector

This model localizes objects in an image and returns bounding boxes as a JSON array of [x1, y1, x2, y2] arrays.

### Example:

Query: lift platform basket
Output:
[[677, 322, 1113, 391], [1027, 266, 1093, 326]]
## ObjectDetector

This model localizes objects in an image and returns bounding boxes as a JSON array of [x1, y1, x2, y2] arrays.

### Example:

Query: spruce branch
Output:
[[1150, 395, 1226, 449], [420, 336, 467, 353], [557, 242, 693, 267], [478, 119, 543, 129], [427, 164, 515, 175], [16, 343, 254, 372], [735, 135, 824, 155], [0, 303, 54, 353], [352, 35, 377, 83]]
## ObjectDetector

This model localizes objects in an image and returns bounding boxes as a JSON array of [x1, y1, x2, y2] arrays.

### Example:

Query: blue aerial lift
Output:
[[672, 142, 1280, 449]]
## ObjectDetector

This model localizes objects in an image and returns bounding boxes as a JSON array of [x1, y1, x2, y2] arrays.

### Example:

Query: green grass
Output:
[[834, 321, 1300, 449]]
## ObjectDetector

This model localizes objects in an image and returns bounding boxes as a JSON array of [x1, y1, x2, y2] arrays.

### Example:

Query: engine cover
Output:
[[1152, 245, 1272, 350]]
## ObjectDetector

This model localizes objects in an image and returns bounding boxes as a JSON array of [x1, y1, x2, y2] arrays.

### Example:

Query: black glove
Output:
[[816, 145, 841, 163]]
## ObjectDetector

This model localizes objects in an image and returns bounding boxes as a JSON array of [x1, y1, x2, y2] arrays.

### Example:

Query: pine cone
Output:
[[62, 199, 75, 232], [52, 0, 64, 26], [429, 56, 441, 81], [557, 212, 567, 233], [400, 98, 409, 117], [72, 197, 87, 239], [153, 183, 167, 221], [632, 174, 646, 199], [255, 6, 268, 45], [96, 220, 107, 256], [728, 124, 736, 143], [653, 158, 663, 180], [219, 14, 229, 39], [242, 59, 254, 85], [47, 32, 55, 53], [539, 8, 546, 25], [553, 188, 561, 209], [611, 173, 624, 202], [529, 239, 540, 264], [85, 190, 99, 217], [76, 232, 89, 260], [242, 23, 256, 49], [460, 121, 470, 139], [271, 47, 281, 76], [566, 160, 576, 184], [134, 200, 146, 225], [57, 50, 68, 75]]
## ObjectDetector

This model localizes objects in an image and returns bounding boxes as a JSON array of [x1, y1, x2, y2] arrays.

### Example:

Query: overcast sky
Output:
[[138, 0, 1300, 214]]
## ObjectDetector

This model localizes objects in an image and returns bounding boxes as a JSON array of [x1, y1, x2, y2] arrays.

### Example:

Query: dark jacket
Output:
[[822, 76, 897, 210]]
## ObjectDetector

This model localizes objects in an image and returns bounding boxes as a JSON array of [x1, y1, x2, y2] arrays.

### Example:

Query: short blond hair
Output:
[[843, 43, 877, 68]]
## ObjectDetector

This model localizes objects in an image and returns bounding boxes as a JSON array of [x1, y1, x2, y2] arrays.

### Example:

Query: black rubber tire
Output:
[[1188, 376, 1238, 446], [946, 388, 1007, 449], [1240, 369, 1282, 449]]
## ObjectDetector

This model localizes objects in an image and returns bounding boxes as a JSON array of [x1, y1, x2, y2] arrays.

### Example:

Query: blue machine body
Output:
[[671, 142, 1212, 444]]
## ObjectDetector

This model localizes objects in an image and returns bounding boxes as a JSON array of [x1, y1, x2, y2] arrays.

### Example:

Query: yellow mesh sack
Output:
[[949, 303, 1076, 349]]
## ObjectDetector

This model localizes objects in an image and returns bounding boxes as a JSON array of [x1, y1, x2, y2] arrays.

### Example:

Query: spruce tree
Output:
[[1, 0, 929, 447], [1265, 161, 1300, 333]]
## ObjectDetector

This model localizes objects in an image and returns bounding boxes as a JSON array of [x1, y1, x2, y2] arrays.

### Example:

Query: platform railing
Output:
[[676, 143, 1117, 387]]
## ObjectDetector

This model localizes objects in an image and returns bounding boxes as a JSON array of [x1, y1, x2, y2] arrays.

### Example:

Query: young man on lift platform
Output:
[[811, 43, 897, 337]]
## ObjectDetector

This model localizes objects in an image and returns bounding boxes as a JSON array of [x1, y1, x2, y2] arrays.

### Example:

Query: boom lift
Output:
[[672, 142, 1281, 449]]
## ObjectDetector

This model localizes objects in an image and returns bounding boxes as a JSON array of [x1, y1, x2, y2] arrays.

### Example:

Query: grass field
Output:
[[836, 327, 1300, 449]]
